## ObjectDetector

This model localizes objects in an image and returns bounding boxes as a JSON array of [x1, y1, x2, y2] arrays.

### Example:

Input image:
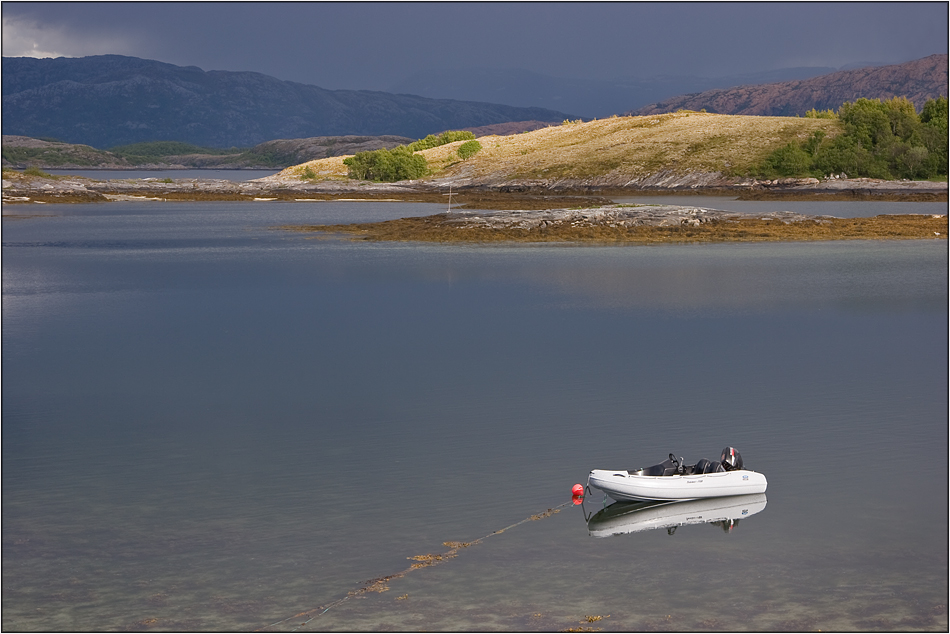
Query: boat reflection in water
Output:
[[586, 493, 767, 537]]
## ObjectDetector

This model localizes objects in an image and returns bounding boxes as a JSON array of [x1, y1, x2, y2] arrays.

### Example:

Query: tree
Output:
[[919, 96, 948, 176], [785, 96, 948, 179], [763, 143, 812, 176], [838, 98, 892, 148], [882, 97, 919, 139]]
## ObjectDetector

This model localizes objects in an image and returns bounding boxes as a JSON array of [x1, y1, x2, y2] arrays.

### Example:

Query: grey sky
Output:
[[3, 2, 947, 90]]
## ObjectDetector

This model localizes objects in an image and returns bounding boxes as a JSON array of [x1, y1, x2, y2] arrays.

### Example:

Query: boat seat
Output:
[[693, 458, 725, 474], [629, 457, 679, 476]]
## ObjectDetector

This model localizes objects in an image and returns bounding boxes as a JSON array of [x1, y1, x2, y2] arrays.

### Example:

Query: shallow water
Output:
[[3, 201, 947, 631]]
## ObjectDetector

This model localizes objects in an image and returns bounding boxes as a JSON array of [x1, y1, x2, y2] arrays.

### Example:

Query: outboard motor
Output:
[[720, 446, 744, 471]]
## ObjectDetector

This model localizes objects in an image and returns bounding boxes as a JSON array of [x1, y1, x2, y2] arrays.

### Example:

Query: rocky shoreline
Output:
[[4, 171, 945, 244], [2, 171, 946, 206]]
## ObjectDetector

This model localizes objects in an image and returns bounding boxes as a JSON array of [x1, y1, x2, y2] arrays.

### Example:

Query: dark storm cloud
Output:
[[3, 2, 947, 89]]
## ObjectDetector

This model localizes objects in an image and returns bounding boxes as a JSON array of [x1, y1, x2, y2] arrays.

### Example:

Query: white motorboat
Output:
[[587, 493, 768, 537], [588, 446, 767, 503]]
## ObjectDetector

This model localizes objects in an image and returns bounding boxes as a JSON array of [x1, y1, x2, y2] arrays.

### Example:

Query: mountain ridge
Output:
[[388, 65, 844, 118], [629, 54, 948, 116], [1, 55, 574, 148]]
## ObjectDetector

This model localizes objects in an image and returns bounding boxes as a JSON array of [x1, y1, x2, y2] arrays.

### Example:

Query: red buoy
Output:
[[572, 495, 584, 505], [571, 483, 584, 496]]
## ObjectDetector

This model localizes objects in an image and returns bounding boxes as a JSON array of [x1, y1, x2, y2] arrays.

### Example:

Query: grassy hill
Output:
[[279, 112, 841, 186]]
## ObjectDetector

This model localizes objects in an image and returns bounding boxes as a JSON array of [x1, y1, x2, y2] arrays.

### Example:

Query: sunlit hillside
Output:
[[278, 112, 841, 185]]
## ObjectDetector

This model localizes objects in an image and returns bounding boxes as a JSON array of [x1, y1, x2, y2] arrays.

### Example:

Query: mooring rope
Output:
[[258, 500, 573, 631]]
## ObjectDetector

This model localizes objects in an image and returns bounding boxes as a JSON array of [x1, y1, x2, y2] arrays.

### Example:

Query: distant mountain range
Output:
[[388, 66, 845, 119], [629, 54, 948, 116], [3, 54, 946, 153], [1, 55, 573, 148]]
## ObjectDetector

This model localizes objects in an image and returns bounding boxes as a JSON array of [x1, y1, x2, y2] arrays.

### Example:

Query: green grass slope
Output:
[[280, 113, 841, 185]]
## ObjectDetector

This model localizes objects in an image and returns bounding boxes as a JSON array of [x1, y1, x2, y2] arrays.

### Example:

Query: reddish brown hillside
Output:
[[630, 54, 948, 116]]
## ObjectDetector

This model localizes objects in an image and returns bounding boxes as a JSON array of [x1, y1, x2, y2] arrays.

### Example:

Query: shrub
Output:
[[343, 146, 428, 182], [341, 131, 477, 181], [406, 131, 475, 152], [457, 140, 482, 160], [23, 166, 52, 178]]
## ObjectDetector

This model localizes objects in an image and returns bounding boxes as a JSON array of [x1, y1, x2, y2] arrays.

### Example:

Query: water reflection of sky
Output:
[[2, 201, 946, 631]]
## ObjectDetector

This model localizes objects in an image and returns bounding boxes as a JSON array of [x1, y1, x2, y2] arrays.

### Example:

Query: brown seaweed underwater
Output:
[[259, 503, 570, 631]]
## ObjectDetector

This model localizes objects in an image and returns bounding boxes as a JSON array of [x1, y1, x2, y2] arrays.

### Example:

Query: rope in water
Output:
[[258, 500, 573, 631]]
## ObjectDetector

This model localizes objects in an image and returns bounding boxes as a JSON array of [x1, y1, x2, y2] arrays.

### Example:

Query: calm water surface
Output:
[[3, 200, 947, 631]]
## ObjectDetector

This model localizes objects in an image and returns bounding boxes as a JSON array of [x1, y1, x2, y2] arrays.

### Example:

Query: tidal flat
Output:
[[281, 204, 949, 244]]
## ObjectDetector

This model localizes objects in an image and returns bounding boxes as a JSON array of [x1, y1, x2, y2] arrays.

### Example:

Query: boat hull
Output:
[[588, 468, 767, 502]]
